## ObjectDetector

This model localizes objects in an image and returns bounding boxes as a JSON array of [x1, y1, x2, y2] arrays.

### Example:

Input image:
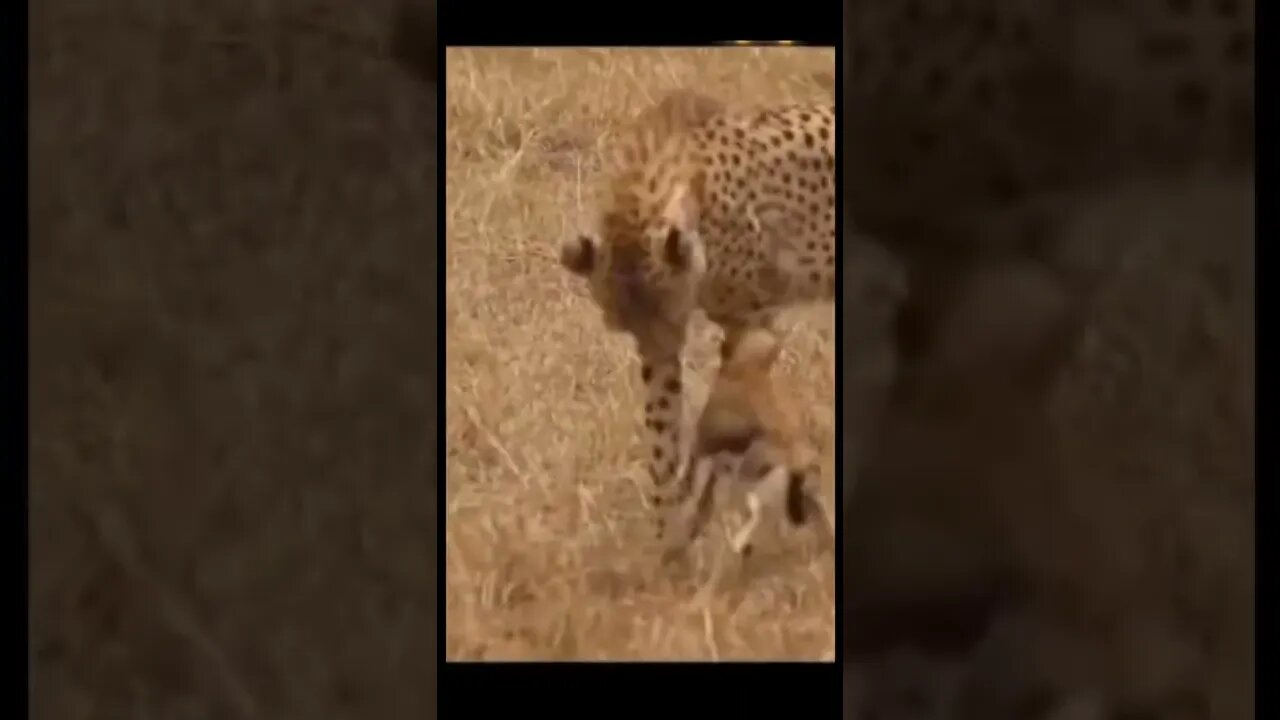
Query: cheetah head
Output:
[[560, 180, 707, 353]]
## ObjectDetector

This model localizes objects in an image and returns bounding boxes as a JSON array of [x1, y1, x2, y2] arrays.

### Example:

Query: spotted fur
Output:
[[560, 90, 836, 546]]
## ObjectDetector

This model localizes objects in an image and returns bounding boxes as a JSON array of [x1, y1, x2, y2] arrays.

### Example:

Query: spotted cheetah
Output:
[[559, 90, 837, 547], [842, 0, 1254, 367], [666, 326, 834, 563]]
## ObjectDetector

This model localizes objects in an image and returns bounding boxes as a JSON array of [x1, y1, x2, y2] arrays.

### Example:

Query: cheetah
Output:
[[665, 326, 834, 564], [841, 0, 1254, 369], [559, 90, 837, 547]]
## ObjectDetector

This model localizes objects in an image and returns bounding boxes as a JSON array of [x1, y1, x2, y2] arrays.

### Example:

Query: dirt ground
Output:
[[443, 47, 837, 660], [30, 2, 440, 717]]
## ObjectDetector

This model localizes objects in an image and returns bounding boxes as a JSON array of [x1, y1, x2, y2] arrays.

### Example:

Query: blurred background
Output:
[[840, 1, 1254, 716], [30, 2, 439, 716]]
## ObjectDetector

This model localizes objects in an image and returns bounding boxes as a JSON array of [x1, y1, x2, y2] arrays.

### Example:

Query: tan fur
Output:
[[664, 327, 833, 563], [559, 90, 839, 548]]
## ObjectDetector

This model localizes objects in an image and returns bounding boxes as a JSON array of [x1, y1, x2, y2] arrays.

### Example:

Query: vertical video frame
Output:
[[443, 44, 838, 661]]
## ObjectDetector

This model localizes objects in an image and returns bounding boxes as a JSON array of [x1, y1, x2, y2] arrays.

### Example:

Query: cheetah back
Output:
[[692, 104, 838, 326]]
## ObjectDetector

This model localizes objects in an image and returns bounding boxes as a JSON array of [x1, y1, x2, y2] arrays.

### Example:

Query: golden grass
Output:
[[444, 47, 836, 660]]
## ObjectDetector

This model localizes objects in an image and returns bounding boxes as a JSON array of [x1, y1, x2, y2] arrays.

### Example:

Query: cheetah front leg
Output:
[[639, 352, 692, 554]]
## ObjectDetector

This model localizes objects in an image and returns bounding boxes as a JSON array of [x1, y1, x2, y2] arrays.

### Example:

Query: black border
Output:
[[451, 661, 841, 714], [1255, 0, 1270, 715], [18, 0, 30, 717], [436, 0, 842, 715], [443, 1, 838, 47]]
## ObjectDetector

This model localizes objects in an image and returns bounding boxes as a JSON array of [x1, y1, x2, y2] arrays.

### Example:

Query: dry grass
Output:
[[31, 2, 441, 716], [444, 47, 836, 660]]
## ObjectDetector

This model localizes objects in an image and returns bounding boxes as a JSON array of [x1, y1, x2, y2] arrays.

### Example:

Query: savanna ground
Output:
[[444, 47, 837, 660]]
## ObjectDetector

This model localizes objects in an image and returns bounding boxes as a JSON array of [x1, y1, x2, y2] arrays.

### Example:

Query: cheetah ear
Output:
[[560, 234, 599, 276], [659, 181, 706, 274]]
